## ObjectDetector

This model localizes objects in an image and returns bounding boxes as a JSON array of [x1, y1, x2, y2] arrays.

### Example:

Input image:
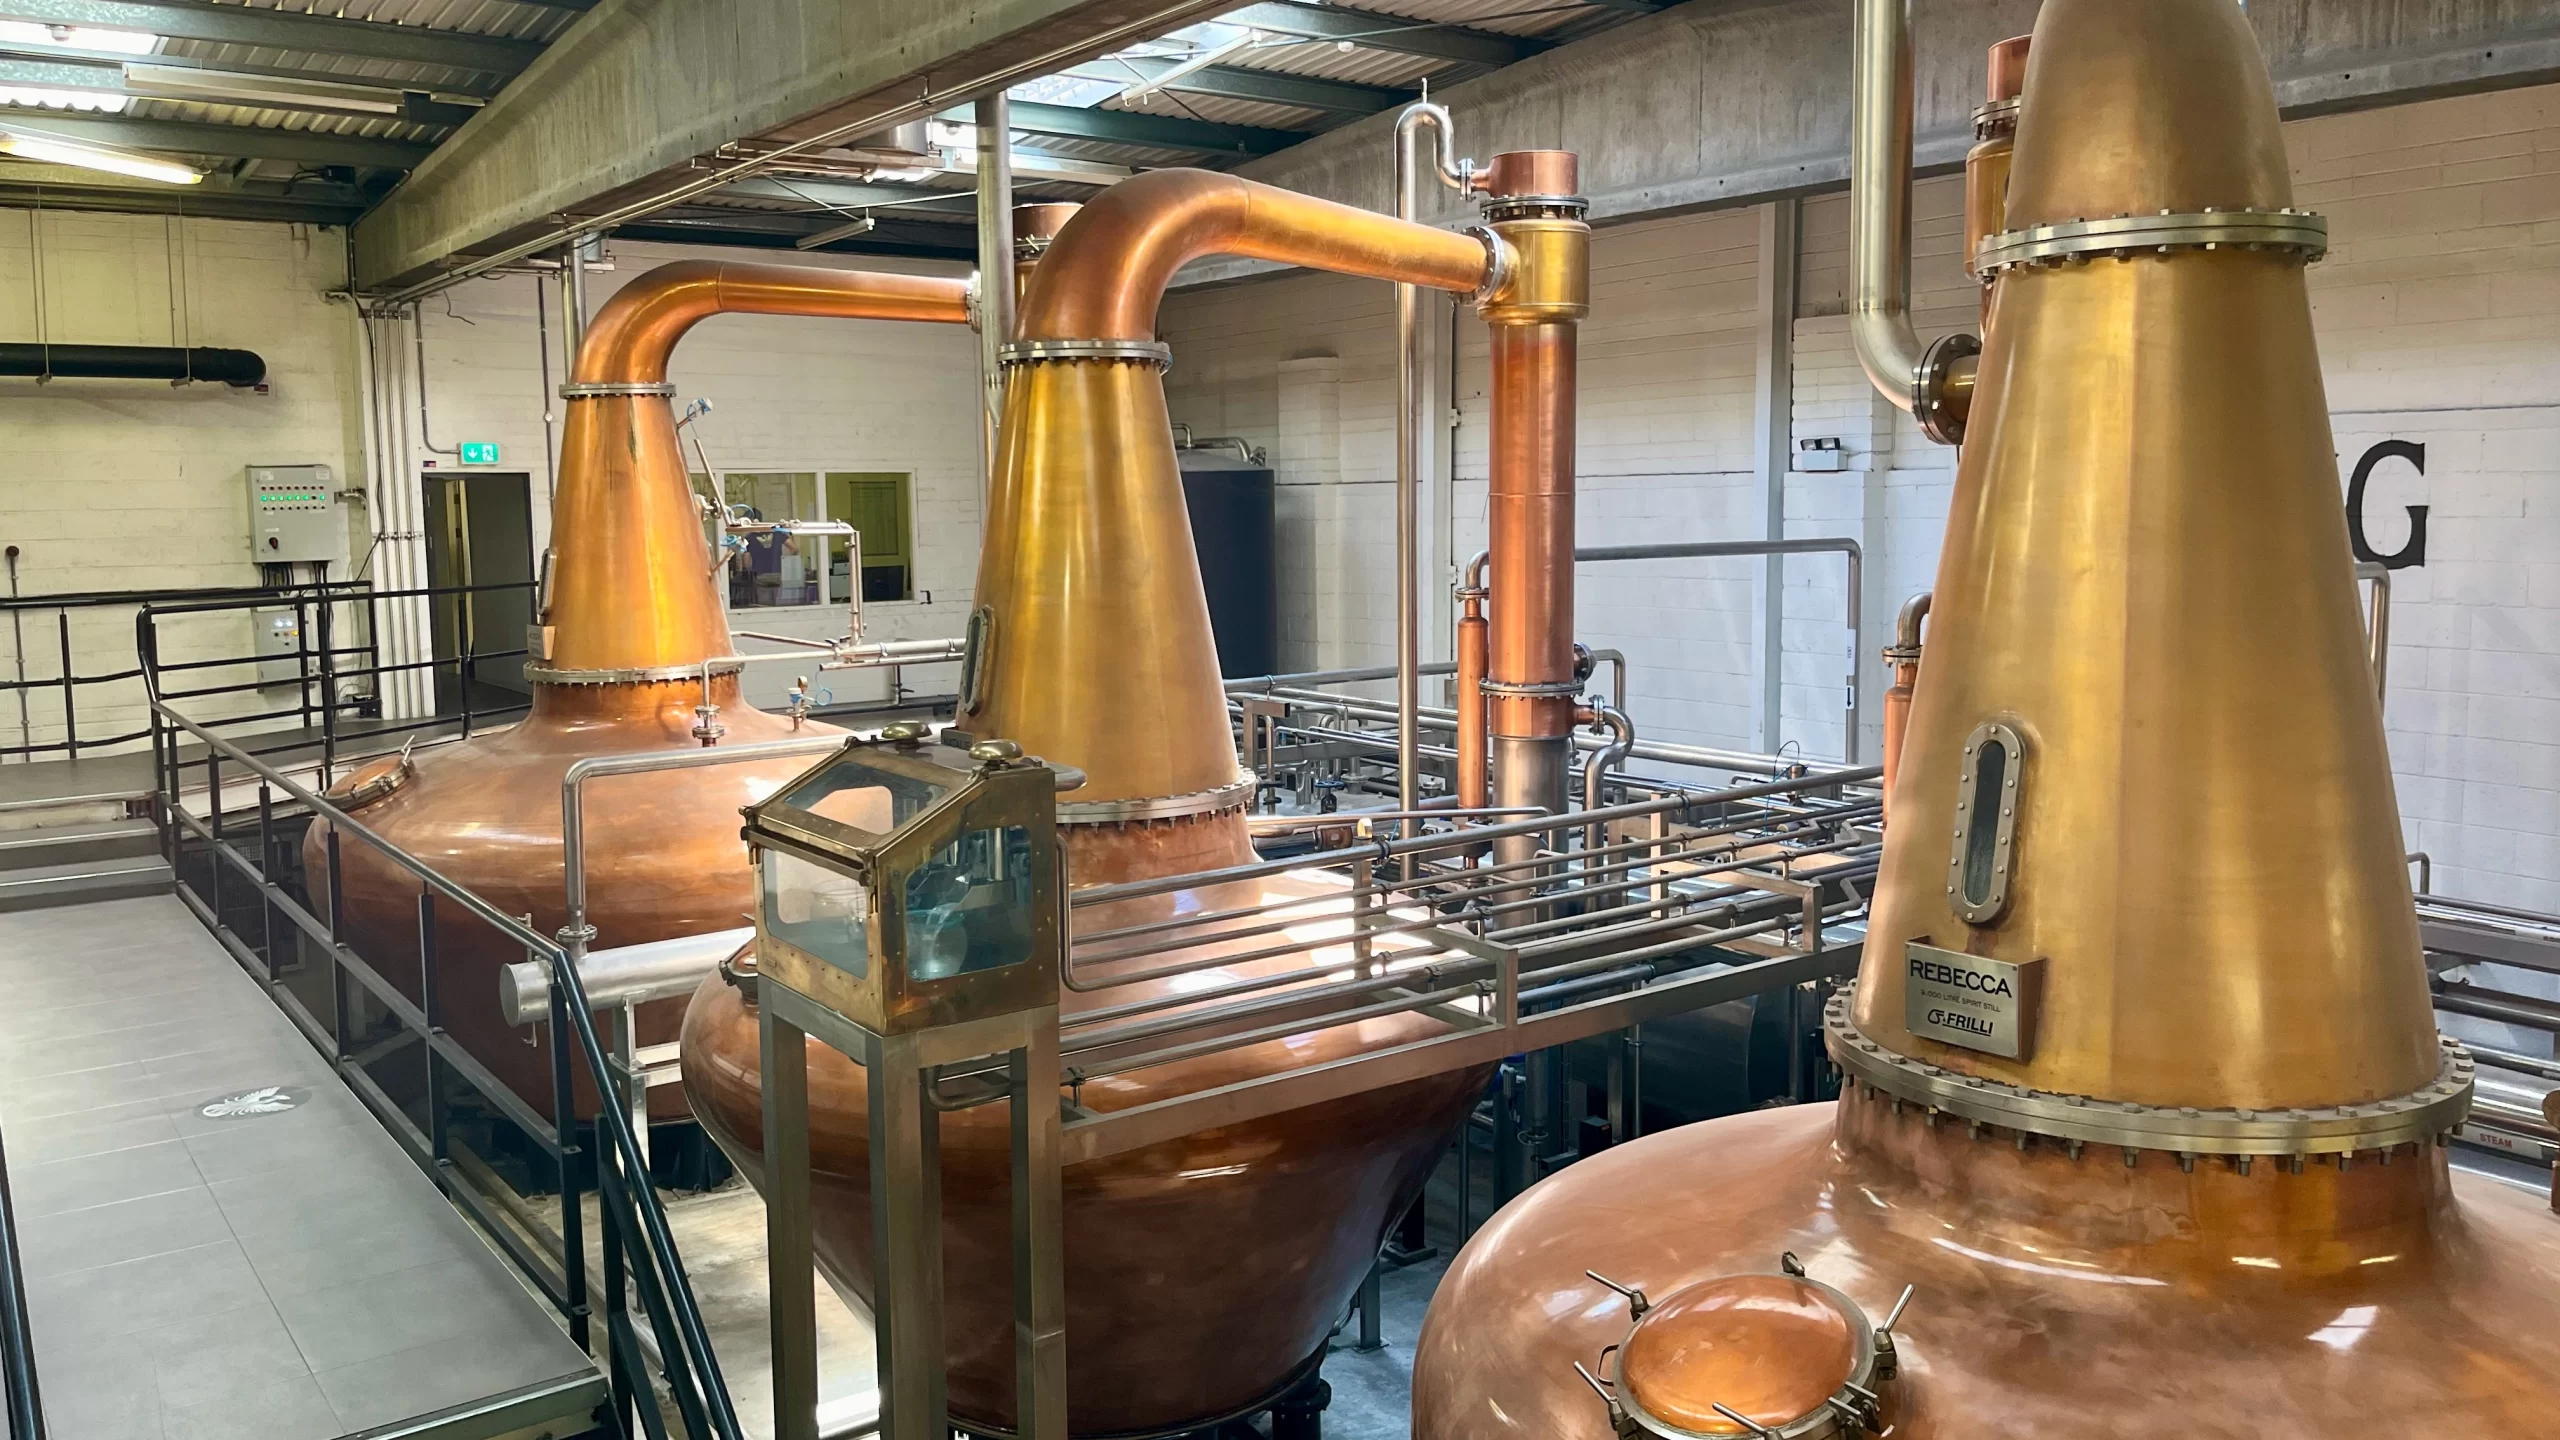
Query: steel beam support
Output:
[[0, 38, 512, 95], [1066, 55, 1405, 113], [1222, 0, 2560, 236], [1224, 2, 1545, 67], [0, 0, 543, 73], [998, 99, 1303, 155], [0, 110, 434, 168]]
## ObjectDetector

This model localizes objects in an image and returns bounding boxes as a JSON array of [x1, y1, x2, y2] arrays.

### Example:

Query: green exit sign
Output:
[[459, 441, 500, 466]]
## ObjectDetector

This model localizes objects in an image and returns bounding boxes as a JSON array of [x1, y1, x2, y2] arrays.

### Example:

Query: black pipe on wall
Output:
[[0, 344, 266, 388]]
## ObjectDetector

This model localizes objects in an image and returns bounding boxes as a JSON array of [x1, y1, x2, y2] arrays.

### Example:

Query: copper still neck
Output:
[[1851, 0, 2434, 1115], [969, 171, 1497, 844], [542, 260, 971, 677]]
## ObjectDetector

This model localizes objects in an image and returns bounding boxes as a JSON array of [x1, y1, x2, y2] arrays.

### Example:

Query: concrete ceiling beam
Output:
[[349, 0, 1238, 294]]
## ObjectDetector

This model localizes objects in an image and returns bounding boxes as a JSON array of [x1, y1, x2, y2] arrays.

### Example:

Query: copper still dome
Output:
[[1409, 1, 2560, 1435], [305, 261, 972, 1121], [678, 168, 1572, 1434]]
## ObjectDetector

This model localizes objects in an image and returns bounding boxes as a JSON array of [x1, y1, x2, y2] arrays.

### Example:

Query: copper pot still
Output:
[[678, 167, 1572, 1435], [1412, 3, 2560, 1436], [305, 259, 972, 1122]]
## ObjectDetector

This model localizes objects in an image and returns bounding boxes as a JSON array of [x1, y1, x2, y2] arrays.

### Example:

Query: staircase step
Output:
[[0, 855, 174, 913], [0, 817, 161, 872]]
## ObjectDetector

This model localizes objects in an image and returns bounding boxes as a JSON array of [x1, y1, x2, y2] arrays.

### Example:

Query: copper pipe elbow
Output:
[[572, 259, 972, 384], [1020, 168, 1494, 341]]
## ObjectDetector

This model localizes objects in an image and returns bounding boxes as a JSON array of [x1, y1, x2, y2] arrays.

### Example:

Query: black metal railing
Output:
[[0, 581, 361, 763], [0, 1118, 41, 1440], [149, 701, 739, 1440], [134, 580, 536, 779], [0, 577, 542, 766]]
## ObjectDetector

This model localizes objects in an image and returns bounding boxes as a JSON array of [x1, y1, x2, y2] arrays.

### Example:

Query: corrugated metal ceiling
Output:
[[0, 0, 1640, 242]]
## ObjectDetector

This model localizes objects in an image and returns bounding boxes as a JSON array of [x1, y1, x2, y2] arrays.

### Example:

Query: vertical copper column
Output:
[[1964, 35, 2031, 329], [1456, 552, 1490, 811], [1477, 152, 1591, 867]]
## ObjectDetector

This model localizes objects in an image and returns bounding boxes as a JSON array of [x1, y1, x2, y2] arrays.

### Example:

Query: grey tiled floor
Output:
[[0, 897, 603, 1440]]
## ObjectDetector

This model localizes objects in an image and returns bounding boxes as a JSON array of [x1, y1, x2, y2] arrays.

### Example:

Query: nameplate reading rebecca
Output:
[[1904, 942, 2042, 1060]]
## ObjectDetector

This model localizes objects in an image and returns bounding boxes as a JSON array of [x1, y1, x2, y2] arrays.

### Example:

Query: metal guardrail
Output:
[[137, 579, 535, 778], [0, 575, 537, 765], [147, 698, 742, 1440], [0, 1119, 41, 1440]]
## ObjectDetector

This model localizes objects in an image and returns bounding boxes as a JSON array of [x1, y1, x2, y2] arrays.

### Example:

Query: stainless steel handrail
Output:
[[1576, 539, 1867, 764], [149, 699, 746, 1440], [1071, 765, 1884, 909], [0, 1120, 42, 1440]]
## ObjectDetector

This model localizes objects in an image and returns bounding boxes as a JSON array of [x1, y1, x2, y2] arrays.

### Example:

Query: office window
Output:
[[701, 470, 915, 610], [827, 472, 914, 602], [724, 472, 819, 608]]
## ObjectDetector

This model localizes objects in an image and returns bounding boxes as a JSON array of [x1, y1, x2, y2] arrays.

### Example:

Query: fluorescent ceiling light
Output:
[[794, 215, 876, 250], [0, 21, 159, 56], [121, 64, 409, 114], [0, 124, 199, 183], [0, 83, 127, 113]]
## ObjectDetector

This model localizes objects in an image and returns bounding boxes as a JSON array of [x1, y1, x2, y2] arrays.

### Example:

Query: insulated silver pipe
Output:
[[1395, 102, 1474, 831], [501, 926, 753, 1026], [1582, 704, 1635, 855], [1577, 538, 1865, 764], [1252, 686, 1864, 778], [2356, 559, 2392, 703], [974, 92, 1016, 497], [1227, 661, 1457, 692], [1851, 0, 1924, 412]]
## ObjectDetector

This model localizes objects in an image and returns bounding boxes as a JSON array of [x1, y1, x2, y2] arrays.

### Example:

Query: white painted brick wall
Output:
[[0, 214, 362, 755], [1160, 208, 1770, 748], [2297, 86, 2560, 909]]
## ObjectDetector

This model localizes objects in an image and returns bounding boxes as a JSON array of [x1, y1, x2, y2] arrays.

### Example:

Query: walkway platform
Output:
[[1, 896, 605, 1440]]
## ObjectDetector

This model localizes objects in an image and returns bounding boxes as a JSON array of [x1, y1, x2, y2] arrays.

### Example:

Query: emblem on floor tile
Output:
[[196, 1085, 311, 1119]]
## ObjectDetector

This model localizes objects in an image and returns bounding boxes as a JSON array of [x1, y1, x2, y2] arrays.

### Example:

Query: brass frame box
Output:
[[743, 731, 1063, 1035]]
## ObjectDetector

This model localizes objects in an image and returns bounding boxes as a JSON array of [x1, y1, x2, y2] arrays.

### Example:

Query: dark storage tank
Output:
[[1175, 443, 1279, 680]]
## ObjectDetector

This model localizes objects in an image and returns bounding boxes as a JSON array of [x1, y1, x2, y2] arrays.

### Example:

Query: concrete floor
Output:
[[0, 896, 603, 1440]]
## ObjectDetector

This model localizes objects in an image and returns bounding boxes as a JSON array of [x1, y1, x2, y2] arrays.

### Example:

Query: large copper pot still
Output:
[[307, 260, 972, 1121], [1412, 3, 2560, 1436], [680, 160, 1590, 1435]]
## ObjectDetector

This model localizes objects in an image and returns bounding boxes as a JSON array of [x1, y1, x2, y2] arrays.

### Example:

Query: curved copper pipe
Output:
[[1020, 169, 1492, 341], [544, 260, 972, 676], [572, 259, 972, 384]]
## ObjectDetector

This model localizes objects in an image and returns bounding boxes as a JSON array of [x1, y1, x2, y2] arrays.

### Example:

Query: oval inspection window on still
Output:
[[1961, 738, 2008, 908], [1948, 720, 2024, 925]]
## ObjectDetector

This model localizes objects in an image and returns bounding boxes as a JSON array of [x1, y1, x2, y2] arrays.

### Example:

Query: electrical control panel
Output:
[[247, 464, 345, 565]]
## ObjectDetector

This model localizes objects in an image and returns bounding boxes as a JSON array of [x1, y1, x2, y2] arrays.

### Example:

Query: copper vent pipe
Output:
[[1018, 169, 1491, 342], [546, 260, 971, 675]]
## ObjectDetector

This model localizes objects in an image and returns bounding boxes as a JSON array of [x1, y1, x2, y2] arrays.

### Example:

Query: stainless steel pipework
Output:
[[1851, 0, 1923, 409], [1851, 0, 1976, 443], [1582, 704, 1635, 856], [974, 92, 1016, 495], [1576, 538, 1866, 763], [1395, 101, 1480, 831]]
